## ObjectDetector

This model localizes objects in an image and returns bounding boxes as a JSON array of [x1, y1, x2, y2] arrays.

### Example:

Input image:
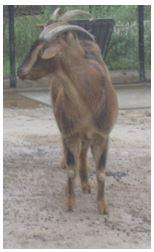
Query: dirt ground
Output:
[[3, 93, 151, 249]]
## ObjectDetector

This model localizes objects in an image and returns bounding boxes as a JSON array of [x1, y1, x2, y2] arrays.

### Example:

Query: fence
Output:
[[3, 5, 151, 88]]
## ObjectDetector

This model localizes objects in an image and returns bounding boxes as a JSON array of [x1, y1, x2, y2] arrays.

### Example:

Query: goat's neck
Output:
[[57, 49, 89, 114]]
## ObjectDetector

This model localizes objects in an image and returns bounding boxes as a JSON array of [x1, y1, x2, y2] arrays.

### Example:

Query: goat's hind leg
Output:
[[79, 140, 91, 193], [91, 135, 108, 214], [63, 136, 80, 211]]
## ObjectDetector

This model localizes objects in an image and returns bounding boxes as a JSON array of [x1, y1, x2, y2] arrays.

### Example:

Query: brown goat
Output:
[[18, 9, 118, 214]]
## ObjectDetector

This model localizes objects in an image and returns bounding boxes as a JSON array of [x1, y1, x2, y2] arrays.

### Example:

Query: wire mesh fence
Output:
[[89, 5, 151, 73], [3, 5, 151, 86]]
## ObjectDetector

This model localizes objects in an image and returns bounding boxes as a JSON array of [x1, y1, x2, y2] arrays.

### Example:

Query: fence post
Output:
[[89, 6, 92, 14], [8, 5, 16, 88], [138, 5, 145, 82]]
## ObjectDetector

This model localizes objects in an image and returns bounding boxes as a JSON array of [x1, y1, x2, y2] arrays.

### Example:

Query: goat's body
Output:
[[18, 19, 118, 213], [51, 40, 118, 139], [49, 40, 118, 213]]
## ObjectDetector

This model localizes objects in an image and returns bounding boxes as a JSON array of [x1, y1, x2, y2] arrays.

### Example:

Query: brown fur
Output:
[[18, 30, 118, 214]]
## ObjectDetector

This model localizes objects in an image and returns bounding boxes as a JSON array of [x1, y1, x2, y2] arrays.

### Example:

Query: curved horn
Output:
[[39, 24, 95, 42], [59, 10, 94, 22], [35, 23, 45, 29], [50, 7, 61, 21], [35, 8, 61, 29]]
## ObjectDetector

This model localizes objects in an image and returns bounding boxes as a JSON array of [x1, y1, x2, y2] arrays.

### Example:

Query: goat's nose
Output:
[[17, 68, 25, 79], [17, 68, 21, 76]]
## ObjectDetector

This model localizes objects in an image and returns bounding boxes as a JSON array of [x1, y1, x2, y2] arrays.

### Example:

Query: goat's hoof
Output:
[[97, 201, 108, 215], [65, 196, 75, 212], [61, 160, 66, 169], [62, 165, 66, 170], [82, 182, 91, 193]]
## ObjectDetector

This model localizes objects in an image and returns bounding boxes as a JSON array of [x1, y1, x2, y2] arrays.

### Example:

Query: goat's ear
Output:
[[66, 32, 85, 55], [66, 32, 76, 46], [41, 45, 60, 59], [35, 24, 45, 29]]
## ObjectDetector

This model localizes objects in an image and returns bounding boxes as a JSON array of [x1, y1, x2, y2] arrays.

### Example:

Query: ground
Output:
[[3, 93, 151, 249]]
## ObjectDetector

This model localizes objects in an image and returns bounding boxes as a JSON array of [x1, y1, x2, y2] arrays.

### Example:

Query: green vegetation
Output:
[[3, 5, 151, 77]]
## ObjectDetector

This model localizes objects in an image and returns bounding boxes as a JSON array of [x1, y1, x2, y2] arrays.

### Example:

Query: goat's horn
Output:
[[59, 10, 94, 22], [35, 23, 45, 29], [36, 8, 61, 29], [39, 24, 95, 42], [50, 7, 61, 21]]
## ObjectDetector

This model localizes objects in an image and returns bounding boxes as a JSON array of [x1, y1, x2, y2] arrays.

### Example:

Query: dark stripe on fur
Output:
[[66, 148, 75, 166], [98, 144, 108, 169]]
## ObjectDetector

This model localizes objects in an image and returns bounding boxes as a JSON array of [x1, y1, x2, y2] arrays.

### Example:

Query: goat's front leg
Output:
[[63, 136, 80, 211], [91, 135, 108, 214]]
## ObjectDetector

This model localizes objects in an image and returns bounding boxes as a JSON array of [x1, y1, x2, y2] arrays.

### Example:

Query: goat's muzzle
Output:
[[17, 68, 27, 80]]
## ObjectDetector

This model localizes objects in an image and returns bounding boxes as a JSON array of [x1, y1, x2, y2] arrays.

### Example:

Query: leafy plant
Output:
[[3, 5, 151, 77]]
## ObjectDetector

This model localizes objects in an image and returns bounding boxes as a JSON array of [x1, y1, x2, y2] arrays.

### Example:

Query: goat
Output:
[[17, 8, 118, 214]]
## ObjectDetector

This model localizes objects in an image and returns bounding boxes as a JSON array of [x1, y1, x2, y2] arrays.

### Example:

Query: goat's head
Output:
[[17, 8, 95, 80]]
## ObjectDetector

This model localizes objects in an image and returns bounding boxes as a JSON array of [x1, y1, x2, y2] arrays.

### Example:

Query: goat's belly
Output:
[[91, 108, 118, 136], [92, 115, 114, 134], [92, 91, 118, 134], [76, 119, 110, 140], [54, 101, 117, 138]]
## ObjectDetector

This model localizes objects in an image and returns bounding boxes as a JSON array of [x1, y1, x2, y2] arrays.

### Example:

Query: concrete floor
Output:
[[19, 85, 151, 110], [3, 86, 151, 249]]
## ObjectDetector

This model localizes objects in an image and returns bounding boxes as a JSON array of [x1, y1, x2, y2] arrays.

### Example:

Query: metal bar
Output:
[[102, 23, 114, 59], [8, 5, 16, 88], [138, 5, 145, 81]]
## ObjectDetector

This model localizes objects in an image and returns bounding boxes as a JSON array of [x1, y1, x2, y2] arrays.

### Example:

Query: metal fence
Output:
[[3, 5, 151, 88]]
